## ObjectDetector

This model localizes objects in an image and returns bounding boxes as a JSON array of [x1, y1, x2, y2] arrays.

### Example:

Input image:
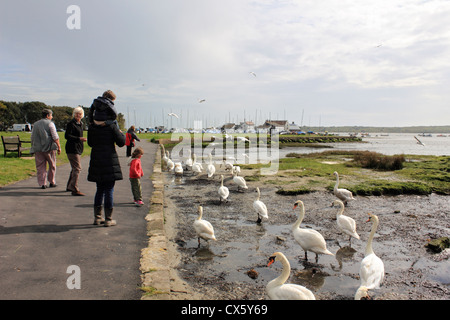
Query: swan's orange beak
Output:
[[267, 256, 275, 267], [293, 204, 298, 210], [366, 213, 372, 222]]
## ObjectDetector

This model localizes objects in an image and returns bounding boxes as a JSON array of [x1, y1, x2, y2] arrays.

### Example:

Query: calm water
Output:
[[175, 133, 450, 165], [279, 133, 450, 158]]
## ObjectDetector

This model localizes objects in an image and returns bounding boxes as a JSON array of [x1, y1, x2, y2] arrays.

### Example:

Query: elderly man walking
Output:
[[30, 109, 61, 189]]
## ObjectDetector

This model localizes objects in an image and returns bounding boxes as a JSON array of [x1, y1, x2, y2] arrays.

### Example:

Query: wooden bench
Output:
[[1, 135, 32, 158]]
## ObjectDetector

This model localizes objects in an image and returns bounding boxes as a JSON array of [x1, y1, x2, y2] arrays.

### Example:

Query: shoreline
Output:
[[140, 143, 449, 300]]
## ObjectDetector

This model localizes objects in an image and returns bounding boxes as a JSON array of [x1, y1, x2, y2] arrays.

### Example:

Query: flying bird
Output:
[[168, 112, 179, 118], [414, 136, 425, 146], [198, 99, 206, 103], [236, 136, 250, 143], [249, 71, 256, 77]]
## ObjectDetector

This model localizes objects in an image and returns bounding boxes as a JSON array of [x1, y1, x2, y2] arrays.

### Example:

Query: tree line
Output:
[[0, 100, 126, 131]]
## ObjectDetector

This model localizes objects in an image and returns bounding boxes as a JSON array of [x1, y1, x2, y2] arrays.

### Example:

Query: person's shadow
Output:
[[0, 223, 96, 235]]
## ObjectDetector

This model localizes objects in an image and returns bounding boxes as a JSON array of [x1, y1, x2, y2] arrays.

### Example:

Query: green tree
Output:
[[21, 101, 48, 124], [117, 113, 125, 130], [0, 101, 17, 131], [52, 106, 73, 130]]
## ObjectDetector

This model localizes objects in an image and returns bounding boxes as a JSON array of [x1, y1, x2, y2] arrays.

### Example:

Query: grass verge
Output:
[[242, 151, 450, 196]]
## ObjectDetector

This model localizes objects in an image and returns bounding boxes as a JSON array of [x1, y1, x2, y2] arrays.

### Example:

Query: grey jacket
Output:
[[30, 119, 58, 153]]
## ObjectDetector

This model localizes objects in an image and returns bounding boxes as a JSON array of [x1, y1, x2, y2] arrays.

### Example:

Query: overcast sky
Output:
[[1, 0, 450, 129]]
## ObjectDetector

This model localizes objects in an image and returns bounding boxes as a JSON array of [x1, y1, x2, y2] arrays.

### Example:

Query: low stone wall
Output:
[[140, 144, 171, 299]]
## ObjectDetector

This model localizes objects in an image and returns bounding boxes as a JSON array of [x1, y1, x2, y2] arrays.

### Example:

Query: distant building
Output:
[[264, 120, 288, 132], [288, 121, 301, 132], [235, 121, 255, 132], [221, 123, 235, 132]]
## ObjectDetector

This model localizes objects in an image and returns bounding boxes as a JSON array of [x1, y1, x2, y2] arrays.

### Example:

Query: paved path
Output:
[[0, 140, 157, 299]]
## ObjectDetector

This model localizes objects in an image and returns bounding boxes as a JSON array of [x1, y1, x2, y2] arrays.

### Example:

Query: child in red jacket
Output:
[[129, 147, 144, 206]]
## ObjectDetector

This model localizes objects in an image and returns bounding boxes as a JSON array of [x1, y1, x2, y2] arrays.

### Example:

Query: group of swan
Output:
[[164, 147, 248, 201], [163, 145, 249, 186], [204, 186, 381, 300], [267, 203, 383, 300], [332, 173, 384, 298], [164, 146, 383, 300], [161, 148, 206, 177], [192, 192, 382, 300]]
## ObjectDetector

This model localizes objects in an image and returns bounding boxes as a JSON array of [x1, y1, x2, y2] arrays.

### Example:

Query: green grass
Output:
[[398, 155, 450, 195], [3, 132, 450, 196], [244, 151, 450, 196], [348, 180, 433, 196], [0, 131, 92, 187]]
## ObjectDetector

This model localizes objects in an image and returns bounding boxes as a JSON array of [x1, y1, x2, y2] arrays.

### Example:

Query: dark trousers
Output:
[[126, 145, 133, 157], [66, 153, 81, 192], [94, 181, 115, 209]]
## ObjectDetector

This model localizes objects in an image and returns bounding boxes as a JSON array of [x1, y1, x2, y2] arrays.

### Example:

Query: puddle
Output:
[[164, 170, 450, 300]]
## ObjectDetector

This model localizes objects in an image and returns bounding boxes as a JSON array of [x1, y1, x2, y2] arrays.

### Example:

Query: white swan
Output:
[[193, 206, 216, 246], [221, 159, 233, 171], [166, 151, 174, 171], [292, 200, 334, 262], [207, 154, 215, 178], [218, 175, 229, 202], [253, 187, 268, 224], [333, 199, 360, 246], [192, 154, 203, 174], [174, 162, 183, 176], [358, 213, 384, 294], [333, 171, 355, 205], [161, 145, 168, 167], [184, 149, 193, 171], [266, 252, 316, 300], [232, 171, 248, 191], [231, 165, 241, 175], [354, 286, 370, 300]]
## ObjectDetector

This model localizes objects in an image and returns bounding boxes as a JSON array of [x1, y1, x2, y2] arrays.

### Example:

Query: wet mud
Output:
[[163, 168, 450, 300]]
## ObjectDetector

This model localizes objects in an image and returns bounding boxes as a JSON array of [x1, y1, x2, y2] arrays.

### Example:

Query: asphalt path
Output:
[[0, 140, 156, 300]]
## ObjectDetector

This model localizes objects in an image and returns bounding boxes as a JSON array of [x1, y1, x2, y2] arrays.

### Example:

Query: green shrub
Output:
[[276, 187, 312, 195], [353, 151, 405, 170], [351, 180, 432, 196]]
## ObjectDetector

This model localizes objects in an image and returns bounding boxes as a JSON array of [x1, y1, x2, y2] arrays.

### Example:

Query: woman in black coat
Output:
[[65, 107, 87, 196], [87, 122, 125, 227]]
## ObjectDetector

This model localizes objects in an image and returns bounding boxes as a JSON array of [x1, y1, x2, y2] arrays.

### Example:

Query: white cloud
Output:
[[1, 0, 450, 127]]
